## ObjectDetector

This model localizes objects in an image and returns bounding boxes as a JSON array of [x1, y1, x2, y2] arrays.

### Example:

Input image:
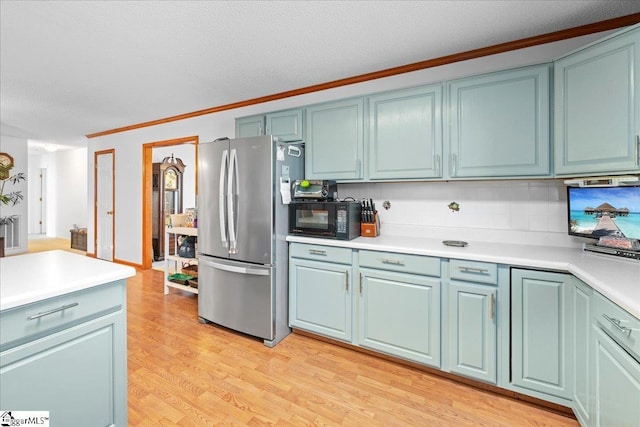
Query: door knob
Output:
[[106, 210, 114, 215]]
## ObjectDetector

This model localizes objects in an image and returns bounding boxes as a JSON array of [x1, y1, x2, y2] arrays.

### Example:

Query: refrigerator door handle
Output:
[[199, 257, 269, 276], [227, 148, 239, 254], [219, 149, 229, 247]]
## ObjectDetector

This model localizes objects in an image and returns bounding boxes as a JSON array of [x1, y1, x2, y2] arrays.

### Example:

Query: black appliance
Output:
[[289, 201, 361, 240]]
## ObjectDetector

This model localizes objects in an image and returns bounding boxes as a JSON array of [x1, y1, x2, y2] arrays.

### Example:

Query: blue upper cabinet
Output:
[[305, 98, 364, 180], [447, 64, 551, 178], [266, 108, 304, 142], [554, 25, 640, 176], [235, 114, 265, 138], [368, 85, 443, 179]]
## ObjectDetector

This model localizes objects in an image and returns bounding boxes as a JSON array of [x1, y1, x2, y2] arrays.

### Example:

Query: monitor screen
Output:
[[567, 185, 640, 241]]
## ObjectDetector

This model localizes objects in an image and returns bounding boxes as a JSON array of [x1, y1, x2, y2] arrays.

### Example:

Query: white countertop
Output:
[[0, 250, 136, 311], [287, 235, 640, 319]]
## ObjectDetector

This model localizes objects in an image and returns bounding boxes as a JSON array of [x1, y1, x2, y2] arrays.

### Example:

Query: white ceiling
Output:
[[1, 1, 639, 151]]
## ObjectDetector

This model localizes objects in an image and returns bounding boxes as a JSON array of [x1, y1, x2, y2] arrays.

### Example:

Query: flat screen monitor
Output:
[[567, 185, 640, 241]]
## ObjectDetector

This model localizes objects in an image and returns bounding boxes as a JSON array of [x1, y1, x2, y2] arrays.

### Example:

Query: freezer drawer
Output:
[[198, 255, 274, 341]]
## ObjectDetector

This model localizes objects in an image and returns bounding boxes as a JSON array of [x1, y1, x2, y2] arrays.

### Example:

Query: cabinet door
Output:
[[591, 325, 640, 427], [448, 281, 497, 383], [305, 98, 364, 180], [0, 314, 127, 427], [511, 269, 572, 399], [266, 108, 304, 142], [573, 279, 592, 427], [289, 258, 352, 342], [236, 115, 265, 138], [555, 27, 640, 175], [368, 85, 443, 179], [448, 64, 550, 178], [358, 268, 441, 367]]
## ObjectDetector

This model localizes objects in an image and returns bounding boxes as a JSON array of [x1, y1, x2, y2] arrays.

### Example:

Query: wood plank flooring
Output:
[[127, 269, 579, 426]]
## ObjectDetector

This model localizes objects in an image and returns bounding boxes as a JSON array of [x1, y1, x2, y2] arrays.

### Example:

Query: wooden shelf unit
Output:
[[164, 227, 198, 295]]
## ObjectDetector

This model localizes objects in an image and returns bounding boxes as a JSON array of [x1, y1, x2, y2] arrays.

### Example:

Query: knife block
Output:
[[361, 213, 380, 238]]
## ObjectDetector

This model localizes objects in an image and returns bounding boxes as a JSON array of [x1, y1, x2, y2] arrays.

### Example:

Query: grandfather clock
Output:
[[152, 155, 185, 261]]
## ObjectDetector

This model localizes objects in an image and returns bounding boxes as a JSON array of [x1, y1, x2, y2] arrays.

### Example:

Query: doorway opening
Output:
[[142, 136, 198, 270]]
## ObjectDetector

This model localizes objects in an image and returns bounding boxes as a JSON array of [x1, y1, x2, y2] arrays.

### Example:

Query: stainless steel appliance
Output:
[[289, 201, 361, 240], [197, 136, 303, 347], [292, 179, 337, 201]]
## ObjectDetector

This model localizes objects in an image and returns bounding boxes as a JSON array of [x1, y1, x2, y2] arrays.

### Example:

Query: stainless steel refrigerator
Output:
[[197, 135, 303, 347]]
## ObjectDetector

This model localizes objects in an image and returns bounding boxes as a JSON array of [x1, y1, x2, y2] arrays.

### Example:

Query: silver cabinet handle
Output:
[[345, 271, 349, 292], [381, 258, 404, 266], [29, 303, 79, 320], [490, 294, 495, 321], [434, 154, 441, 177], [359, 273, 363, 295], [602, 314, 632, 337], [458, 266, 489, 274], [309, 249, 327, 256], [636, 135, 639, 166], [451, 153, 457, 177]]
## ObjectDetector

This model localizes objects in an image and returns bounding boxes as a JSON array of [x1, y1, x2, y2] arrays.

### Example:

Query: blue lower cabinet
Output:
[[358, 268, 441, 367], [289, 256, 353, 342], [511, 269, 573, 400], [573, 279, 592, 426], [448, 281, 497, 383]]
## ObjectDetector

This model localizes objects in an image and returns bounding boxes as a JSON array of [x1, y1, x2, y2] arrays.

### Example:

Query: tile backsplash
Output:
[[339, 179, 584, 248]]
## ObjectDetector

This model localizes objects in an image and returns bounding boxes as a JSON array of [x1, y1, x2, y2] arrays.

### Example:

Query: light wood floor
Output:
[[127, 269, 579, 426]]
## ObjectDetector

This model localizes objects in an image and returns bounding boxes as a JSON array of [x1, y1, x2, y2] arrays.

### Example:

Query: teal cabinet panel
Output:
[[591, 325, 640, 427], [573, 279, 592, 427], [448, 281, 497, 383], [358, 268, 441, 367], [305, 98, 364, 180], [368, 85, 443, 179], [555, 26, 640, 176], [448, 64, 551, 178], [266, 108, 304, 142], [0, 280, 127, 427], [511, 269, 572, 400], [289, 257, 352, 342], [236, 114, 265, 138]]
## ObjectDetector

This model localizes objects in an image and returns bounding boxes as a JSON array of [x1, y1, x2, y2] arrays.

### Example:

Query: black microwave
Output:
[[289, 201, 361, 240]]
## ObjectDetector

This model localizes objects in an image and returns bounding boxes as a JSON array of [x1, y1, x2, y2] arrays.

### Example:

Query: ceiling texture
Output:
[[1, 1, 640, 151]]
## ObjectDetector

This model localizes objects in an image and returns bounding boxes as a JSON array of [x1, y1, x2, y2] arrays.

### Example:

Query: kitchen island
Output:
[[0, 250, 135, 427]]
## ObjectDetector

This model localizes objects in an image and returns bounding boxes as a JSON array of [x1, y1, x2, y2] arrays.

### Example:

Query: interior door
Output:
[[96, 151, 114, 261]]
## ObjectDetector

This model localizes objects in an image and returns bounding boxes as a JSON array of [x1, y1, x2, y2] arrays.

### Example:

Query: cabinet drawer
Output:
[[592, 291, 640, 362], [0, 281, 125, 350], [289, 243, 352, 265], [359, 250, 440, 277], [449, 259, 497, 285]]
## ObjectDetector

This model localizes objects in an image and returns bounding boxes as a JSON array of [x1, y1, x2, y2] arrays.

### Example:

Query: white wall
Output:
[[0, 134, 29, 254], [87, 31, 611, 265], [29, 147, 88, 238]]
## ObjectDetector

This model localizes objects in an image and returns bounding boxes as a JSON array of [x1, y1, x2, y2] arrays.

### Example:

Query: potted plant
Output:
[[0, 157, 26, 256]]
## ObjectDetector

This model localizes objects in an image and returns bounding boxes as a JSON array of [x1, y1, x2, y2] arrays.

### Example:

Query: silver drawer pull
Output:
[[458, 266, 489, 274], [308, 249, 327, 256], [602, 314, 633, 337], [381, 258, 404, 265], [28, 303, 79, 320]]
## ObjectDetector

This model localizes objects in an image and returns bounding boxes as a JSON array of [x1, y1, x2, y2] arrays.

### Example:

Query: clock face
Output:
[[165, 169, 178, 190], [0, 152, 13, 168], [0, 152, 13, 180]]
